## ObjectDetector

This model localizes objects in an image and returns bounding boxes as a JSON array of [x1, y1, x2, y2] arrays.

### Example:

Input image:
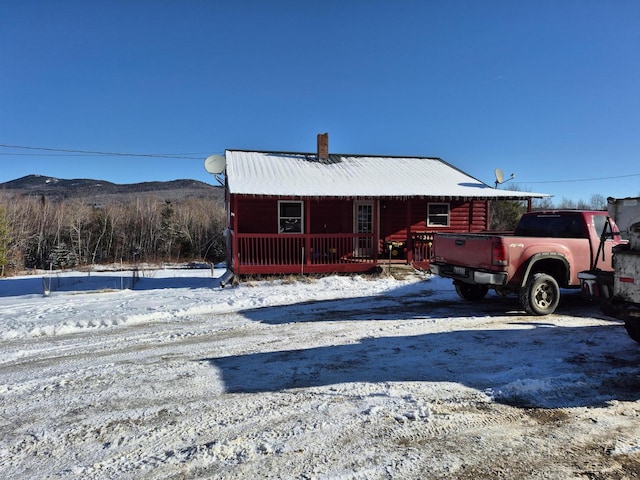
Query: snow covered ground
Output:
[[1, 265, 640, 479]]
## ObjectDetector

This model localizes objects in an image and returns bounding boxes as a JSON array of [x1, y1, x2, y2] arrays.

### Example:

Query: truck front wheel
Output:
[[454, 282, 489, 301], [520, 273, 560, 315]]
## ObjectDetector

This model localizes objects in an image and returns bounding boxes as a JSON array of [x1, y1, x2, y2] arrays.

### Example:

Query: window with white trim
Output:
[[427, 203, 450, 227], [278, 201, 303, 233]]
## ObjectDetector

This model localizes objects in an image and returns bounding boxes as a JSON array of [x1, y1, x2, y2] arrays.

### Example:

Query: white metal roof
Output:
[[224, 150, 548, 199]]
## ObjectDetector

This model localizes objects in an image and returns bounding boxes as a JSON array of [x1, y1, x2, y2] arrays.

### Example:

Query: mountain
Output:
[[0, 174, 224, 204]]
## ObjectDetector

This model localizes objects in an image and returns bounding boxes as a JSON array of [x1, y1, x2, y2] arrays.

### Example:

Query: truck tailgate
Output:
[[433, 233, 501, 269]]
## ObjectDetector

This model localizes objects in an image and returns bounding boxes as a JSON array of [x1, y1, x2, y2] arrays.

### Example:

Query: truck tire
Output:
[[624, 319, 640, 344], [519, 273, 560, 315], [454, 282, 489, 301]]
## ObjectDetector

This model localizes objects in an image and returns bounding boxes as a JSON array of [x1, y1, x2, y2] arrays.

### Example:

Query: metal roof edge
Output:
[[225, 149, 443, 161], [227, 192, 549, 200]]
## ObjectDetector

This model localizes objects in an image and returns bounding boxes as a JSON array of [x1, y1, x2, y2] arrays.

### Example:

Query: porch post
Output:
[[305, 200, 311, 267], [232, 194, 240, 275], [373, 199, 379, 263], [406, 198, 413, 263]]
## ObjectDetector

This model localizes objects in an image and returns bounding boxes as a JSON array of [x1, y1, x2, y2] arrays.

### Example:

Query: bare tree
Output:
[[0, 193, 226, 273], [589, 193, 607, 210], [533, 197, 555, 210], [0, 206, 11, 276]]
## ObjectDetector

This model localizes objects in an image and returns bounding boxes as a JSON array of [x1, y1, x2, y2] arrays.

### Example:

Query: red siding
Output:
[[309, 199, 353, 234], [234, 197, 355, 235], [236, 197, 278, 233], [379, 199, 489, 242], [233, 197, 489, 239], [470, 200, 489, 231]]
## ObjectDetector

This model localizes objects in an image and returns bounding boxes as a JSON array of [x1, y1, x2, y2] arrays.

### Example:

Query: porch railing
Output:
[[232, 233, 376, 274], [410, 232, 434, 266], [229, 231, 434, 274]]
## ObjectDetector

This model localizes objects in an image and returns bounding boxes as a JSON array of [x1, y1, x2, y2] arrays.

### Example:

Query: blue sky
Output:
[[1, 1, 639, 203]]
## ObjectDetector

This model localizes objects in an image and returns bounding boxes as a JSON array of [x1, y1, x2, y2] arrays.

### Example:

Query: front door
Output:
[[354, 201, 374, 257]]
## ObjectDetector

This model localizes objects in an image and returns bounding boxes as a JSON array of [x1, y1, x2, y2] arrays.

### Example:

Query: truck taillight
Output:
[[491, 242, 508, 266]]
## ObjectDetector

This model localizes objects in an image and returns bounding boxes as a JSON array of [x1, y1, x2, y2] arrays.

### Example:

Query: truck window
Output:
[[593, 215, 607, 239], [514, 213, 585, 238], [592, 215, 619, 240]]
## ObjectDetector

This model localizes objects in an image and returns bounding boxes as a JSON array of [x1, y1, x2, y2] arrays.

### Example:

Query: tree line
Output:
[[489, 192, 608, 231], [0, 188, 614, 276], [0, 193, 226, 276]]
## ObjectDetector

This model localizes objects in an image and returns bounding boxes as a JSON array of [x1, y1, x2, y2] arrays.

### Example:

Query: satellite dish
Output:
[[494, 167, 515, 188], [204, 155, 226, 174]]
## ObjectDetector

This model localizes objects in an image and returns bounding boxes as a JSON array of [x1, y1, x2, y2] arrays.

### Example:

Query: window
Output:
[[514, 213, 585, 238], [278, 201, 303, 233], [427, 203, 450, 227]]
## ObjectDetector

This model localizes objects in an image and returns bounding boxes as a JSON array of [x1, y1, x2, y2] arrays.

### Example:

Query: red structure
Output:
[[208, 134, 546, 276]]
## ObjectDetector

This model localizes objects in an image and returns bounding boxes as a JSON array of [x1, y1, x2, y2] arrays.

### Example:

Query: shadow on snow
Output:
[[203, 288, 640, 409]]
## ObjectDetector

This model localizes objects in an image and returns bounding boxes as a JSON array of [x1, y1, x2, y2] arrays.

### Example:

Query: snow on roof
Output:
[[224, 150, 548, 199]]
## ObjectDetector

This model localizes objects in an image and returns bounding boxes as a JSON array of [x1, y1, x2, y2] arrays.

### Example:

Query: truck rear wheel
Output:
[[624, 319, 640, 344], [520, 273, 560, 315], [454, 282, 489, 301]]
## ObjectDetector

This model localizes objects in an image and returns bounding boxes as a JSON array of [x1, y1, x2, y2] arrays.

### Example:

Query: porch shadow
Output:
[[202, 322, 640, 408]]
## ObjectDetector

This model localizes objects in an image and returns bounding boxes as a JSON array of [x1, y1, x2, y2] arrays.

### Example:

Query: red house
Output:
[[207, 134, 546, 276]]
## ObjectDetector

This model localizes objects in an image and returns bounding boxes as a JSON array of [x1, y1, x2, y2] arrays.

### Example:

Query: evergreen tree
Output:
[[49, 242, 77, 269], [489, 199, 526, 231]]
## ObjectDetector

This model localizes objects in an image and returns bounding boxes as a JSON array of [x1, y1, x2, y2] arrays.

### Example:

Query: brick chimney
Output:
[[317, 132, 329, 161]]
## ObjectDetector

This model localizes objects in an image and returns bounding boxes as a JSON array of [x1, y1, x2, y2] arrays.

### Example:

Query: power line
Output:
[[3, 142, 637, 185], [526, 172, 640, 184], [0, 143, 209, 160], [1, 153, 131, 157]]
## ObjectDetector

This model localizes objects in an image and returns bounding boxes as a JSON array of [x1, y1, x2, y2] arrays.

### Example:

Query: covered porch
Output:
[[229, 230, 434, 275], [226, 194, 446, 276]]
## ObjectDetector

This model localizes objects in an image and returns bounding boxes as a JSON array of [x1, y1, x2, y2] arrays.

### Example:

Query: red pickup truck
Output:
[[429, 211, 622, 315]]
